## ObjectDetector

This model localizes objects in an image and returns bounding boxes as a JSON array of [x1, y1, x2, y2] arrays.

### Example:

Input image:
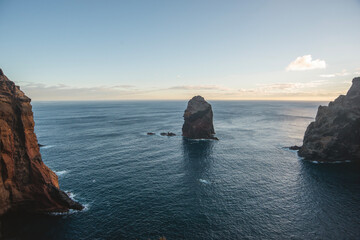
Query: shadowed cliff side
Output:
[[298, 77, 360, 161], [0, 69, 83, 215], [182, 96, 218, 140]]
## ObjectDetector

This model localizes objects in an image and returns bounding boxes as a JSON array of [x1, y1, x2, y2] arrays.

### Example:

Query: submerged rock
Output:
[[289, 145, 301, 151], [298, 77, 360, 161], [182, 96, 217, 140], [160, 132, 176, 136], [0, 69, 83, 215]]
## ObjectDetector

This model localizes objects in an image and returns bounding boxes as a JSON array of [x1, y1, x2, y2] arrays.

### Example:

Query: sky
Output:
[[0, 0, 359, 101]]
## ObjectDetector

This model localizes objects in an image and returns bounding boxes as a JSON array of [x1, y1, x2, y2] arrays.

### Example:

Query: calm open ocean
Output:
[[3, 101, 360, 239]]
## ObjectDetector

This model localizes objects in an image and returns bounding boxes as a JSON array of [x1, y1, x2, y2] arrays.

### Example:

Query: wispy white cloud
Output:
[[168, 85, 231, 91], [169, 80, 330, 96], [18, 78, 349, 101], [319, 74, 336, 78], [255, 80, 327, 93], [286, 55, 326, 71], [319, 69, 355, 78], [20, 82, 145, 100], [112, 84, 136, 89]]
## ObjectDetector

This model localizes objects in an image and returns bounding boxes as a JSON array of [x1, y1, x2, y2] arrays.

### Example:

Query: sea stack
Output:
[[182, 96, 217, 140], [298, 77, 360, 161], [0, 69, 83, 215]]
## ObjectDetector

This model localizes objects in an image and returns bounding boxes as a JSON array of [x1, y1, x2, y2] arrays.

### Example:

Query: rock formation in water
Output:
[[160, 132, 176, 136], [182, 96, 217, 140], [297, 77, 360, 161], [0, 69, 83, 215]]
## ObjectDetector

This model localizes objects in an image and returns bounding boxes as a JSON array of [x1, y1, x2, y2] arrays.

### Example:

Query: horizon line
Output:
[[31, 98, 330, 102]]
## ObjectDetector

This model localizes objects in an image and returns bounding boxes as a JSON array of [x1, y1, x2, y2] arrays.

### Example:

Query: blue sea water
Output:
[[3, 101, 360, 239]]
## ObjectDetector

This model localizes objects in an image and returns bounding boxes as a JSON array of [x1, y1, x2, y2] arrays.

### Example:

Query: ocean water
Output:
[[3, 101, 360, 239]]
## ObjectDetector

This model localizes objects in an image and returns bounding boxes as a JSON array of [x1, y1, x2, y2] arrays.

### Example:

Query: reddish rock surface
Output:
[[182, 96, 217, 140], [0, 69, 82, 215]]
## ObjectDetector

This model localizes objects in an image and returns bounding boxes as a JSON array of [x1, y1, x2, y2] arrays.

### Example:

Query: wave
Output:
[[199, 179, 210, 184], [186, 138, 216, 142], [48, 191, 90, 216], [309, 159, 353, 164], [54, 170, 69, 176], [41, 145, 54, 149], [305, 159, 353, 164], [49, 204, 90, 216], [67, 192, 76, 200], [287, 148, 353, 164]]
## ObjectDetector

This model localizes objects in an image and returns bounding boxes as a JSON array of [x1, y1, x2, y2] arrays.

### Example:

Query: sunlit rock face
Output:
[[182, 96, 217, 140], [298, 77, 360, 161], [0, 69, 83, 215]]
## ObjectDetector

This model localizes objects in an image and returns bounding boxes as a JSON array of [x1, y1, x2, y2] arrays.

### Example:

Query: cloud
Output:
[[112, 84, 136, 89], [320, 69, 353, 78], [20, 82, 146, 101], [319, 74, 336, 78], [256, 80, 327, 93], [286, 55, 326, 71], [168, 85, 231, 91], [17, 78, 348, 101]]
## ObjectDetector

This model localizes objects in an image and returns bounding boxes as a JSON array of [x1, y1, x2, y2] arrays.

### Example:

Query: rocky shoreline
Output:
[[292, 77, 360, 162]]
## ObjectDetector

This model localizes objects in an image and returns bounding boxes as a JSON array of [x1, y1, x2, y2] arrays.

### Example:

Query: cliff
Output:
[[298, 77, 360, 161], [182, 96, 217, 139], [0, 69, 83, 215]]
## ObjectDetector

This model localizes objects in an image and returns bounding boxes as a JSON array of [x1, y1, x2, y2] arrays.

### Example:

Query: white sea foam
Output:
[[309, 160, 353, 164], [67, 191, 76, 200], [199, 179, 210, 184], [48, 192, 90, 216], [55, 170, 69, 176], [41, 145, 54, 149], [49, 204, 90, 216], [189, 138, 213, 142]]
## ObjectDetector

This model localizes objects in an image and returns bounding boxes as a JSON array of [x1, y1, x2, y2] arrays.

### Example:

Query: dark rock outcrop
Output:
[[160, 132, 176, 136], [289, 145, 301, 151], [298, 77, 360, 161], [182, 96, 217, 140], [0, 69, 83, 215]]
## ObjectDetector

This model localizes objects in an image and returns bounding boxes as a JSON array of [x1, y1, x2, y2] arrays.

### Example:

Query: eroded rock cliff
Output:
[[182, 96, 217, 139], [0, 69, 83, 215], [298, 77, 360, 161]]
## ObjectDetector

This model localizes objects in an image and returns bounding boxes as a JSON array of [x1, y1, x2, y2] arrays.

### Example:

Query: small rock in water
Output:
[[147, 132, 155, 135], [160, 132, 176, 136], [289, 145, 301, 150]]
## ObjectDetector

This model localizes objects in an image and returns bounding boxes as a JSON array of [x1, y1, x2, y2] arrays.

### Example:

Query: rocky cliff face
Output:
[[298, 77, 360, 161], [182, 96, 217, 139], [0, 69, 82, 215]]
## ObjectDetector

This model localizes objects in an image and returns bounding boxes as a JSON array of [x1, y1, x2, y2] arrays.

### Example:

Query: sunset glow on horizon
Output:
[[0, 0, 359, 101]]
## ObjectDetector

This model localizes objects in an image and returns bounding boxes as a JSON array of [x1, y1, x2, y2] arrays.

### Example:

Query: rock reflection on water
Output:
[[182, 138, 214, 161], [181, 138, 215, 185]]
